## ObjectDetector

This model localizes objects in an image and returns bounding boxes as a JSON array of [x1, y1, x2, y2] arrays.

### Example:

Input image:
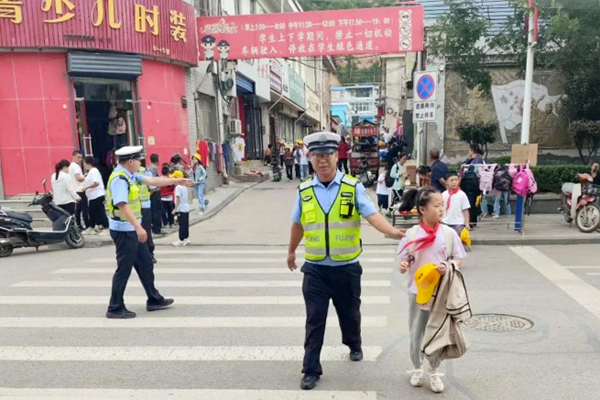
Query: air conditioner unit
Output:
[[229, 119, 242, 136]]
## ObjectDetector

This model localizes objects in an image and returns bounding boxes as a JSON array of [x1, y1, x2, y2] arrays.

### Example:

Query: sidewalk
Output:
[[83, 181, 258, 248], [374, 213, 600, 246]]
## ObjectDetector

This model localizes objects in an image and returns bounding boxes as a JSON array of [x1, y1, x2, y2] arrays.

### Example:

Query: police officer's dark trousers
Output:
[[150, 190, 162, 233], [301, 261, 362, 376], [108, 230, 164, 312], [141, 207, 155, 255]]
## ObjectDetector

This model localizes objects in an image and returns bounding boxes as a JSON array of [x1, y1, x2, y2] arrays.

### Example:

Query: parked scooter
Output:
[[559, 176, 600, 233], [0, 180, 85, 257]]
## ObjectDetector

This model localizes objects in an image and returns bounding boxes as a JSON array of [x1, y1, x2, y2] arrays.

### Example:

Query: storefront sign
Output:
[[306, 87, 320, 122], [270, 72, 282, 93], [197, 6, 424, 61], [287, 64, 305, 108], [0, 0, 198, 65], [236, 58, 270, 101], [270, 59, 283, 93]]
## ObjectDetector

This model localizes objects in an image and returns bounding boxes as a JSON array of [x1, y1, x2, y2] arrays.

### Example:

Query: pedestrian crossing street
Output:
[[0, 246, 402, 399]]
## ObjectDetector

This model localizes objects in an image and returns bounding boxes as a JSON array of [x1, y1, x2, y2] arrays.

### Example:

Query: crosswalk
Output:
[[0, 245, 399, 399]]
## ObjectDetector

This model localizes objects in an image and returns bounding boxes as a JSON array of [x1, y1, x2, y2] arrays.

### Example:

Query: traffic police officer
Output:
[[105, 146, 193, 319], [138, 164, 156, 263], [287, 132, 405, 390]]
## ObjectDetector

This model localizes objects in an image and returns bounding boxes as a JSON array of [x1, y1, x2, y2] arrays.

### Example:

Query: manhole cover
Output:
[[463, 314, 534, 332]]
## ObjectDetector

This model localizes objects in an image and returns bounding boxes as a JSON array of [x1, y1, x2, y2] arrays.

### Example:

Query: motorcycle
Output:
[[0, 179, 85, 257], [559, 176, 600, 233]]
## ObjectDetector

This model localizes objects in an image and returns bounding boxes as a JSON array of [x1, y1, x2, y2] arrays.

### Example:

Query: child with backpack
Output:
[[491, 164, 513, 218], [376, 168, 390, 211], [442, 172, 471, 235], [396, 187, 467, 393]]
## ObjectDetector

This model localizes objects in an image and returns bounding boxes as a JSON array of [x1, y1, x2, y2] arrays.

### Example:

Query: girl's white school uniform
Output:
[[396, 226, 467, 375]]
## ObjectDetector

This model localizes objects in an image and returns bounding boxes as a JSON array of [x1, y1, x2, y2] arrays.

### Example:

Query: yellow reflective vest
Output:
[[300, 175, 362, 262], [106, 170, 142, 221], [137, 166, 151, 203]]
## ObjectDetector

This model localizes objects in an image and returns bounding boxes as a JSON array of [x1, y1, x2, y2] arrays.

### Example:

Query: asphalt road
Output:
[[1, 182, 599, 399]]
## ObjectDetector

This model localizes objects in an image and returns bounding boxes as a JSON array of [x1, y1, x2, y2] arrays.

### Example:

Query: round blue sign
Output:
[[416, 74, 435, 101]]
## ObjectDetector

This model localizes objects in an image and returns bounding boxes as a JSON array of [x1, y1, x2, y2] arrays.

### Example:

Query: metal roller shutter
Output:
[[68, 52, 142, 80]]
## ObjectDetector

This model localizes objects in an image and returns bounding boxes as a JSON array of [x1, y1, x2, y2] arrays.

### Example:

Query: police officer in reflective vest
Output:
[[137, 165, 156, 263], [287, 132, 406, 390], [105, 146, 193, 319]]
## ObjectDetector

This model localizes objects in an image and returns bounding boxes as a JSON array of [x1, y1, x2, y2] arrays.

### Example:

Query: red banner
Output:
[[197, 6, 424, 61], [0, 0, 198, 65]]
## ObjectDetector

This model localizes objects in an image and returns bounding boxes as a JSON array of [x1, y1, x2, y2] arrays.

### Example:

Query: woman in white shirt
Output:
[[82, 156, 109, 234], [51, 159, 81, 215]]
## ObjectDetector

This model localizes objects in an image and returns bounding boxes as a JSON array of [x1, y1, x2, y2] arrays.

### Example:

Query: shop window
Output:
[[195, 93, 218, 142], [72, 78, 139, 184]]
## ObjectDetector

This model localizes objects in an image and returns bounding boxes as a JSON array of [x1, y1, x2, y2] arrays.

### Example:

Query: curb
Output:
[[82, 182, 263, 248]]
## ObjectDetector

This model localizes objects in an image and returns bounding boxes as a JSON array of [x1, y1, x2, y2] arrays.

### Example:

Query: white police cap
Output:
[[115, 145, 145, 161], [304, 132, 341, 155]]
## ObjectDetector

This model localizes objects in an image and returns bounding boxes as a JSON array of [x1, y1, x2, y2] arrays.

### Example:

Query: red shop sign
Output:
[[197, 6, 424, 61], [0, 0, 198, 66]]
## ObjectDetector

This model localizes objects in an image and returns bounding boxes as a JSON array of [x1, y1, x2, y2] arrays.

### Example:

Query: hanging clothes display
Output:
[[233, 137, 246, 162], [196, 139, 211, 167], [216, 142, 224, 173]]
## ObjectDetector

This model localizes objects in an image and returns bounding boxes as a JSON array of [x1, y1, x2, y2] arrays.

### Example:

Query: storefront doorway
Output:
[[73, 78, 140, 184]]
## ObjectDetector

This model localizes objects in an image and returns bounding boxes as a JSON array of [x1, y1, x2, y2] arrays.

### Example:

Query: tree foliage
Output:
[[428, 0, 600, 120], [428, 0, 493, 92], [298, 0, 396, 11], [336, 56, 381, 85], [457, 121, 498, 158], [569, 120, 600, 164]]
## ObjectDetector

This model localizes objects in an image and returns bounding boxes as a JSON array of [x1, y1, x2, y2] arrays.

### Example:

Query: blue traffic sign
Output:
[[416, 74, 435, 101]]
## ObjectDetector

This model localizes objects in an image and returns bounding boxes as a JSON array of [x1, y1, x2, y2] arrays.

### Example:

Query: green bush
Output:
[[490, 155, 511, 164], [530, 165, 588, 193]]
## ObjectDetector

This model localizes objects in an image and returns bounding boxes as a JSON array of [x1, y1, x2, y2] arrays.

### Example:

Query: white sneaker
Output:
[[407, 367, 424, 387], [493, 214, 500, 219], [98, 230, 109, 236], [428, 368, 445, 393], [172, 240, 184, 247], [198, 211, 204, 215], [183, 239, 191, 246], [83, 228, 96, 235]]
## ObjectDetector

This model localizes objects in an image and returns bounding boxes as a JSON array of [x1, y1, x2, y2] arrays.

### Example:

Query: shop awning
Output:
[[270, 90, 305, 114]]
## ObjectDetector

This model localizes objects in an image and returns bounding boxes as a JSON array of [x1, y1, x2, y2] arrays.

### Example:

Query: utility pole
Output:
[[414, 51, 424, 169], [521, 0, 536, 145]]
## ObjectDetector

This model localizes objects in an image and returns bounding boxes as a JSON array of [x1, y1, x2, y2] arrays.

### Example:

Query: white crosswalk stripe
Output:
[[0, 388, 378, 399], [0, 316, 387, 328], [12, 280, 392, 288], [0, 295, 391, 305], [52, 267, 393, 274], [1, 245, 394, 397], [0, 346, 383, 361], [86, 257, 395, 264]]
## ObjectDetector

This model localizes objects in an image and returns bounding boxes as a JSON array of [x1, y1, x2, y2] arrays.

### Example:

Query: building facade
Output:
[[331, 84, 380, 127], [0, 0, 198, 198]]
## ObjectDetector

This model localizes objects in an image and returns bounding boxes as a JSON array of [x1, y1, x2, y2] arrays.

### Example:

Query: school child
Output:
[[442, 172, 471, 235], [396, 187, 467, 393], [376, 169, 390, 211], [172, 171, 190, 247]]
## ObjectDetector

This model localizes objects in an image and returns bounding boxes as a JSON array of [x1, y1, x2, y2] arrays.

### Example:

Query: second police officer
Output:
[[105, 146, 193, 319], [287, 132, 406, 390]]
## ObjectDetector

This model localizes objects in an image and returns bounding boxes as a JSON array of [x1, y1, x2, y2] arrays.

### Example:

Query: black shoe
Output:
[[106, 309, 136, 319], [152, 256, 157, 264], [146, 298, 174, 311], [349, 349, 363, 362], [300, 375, 320, 390]]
